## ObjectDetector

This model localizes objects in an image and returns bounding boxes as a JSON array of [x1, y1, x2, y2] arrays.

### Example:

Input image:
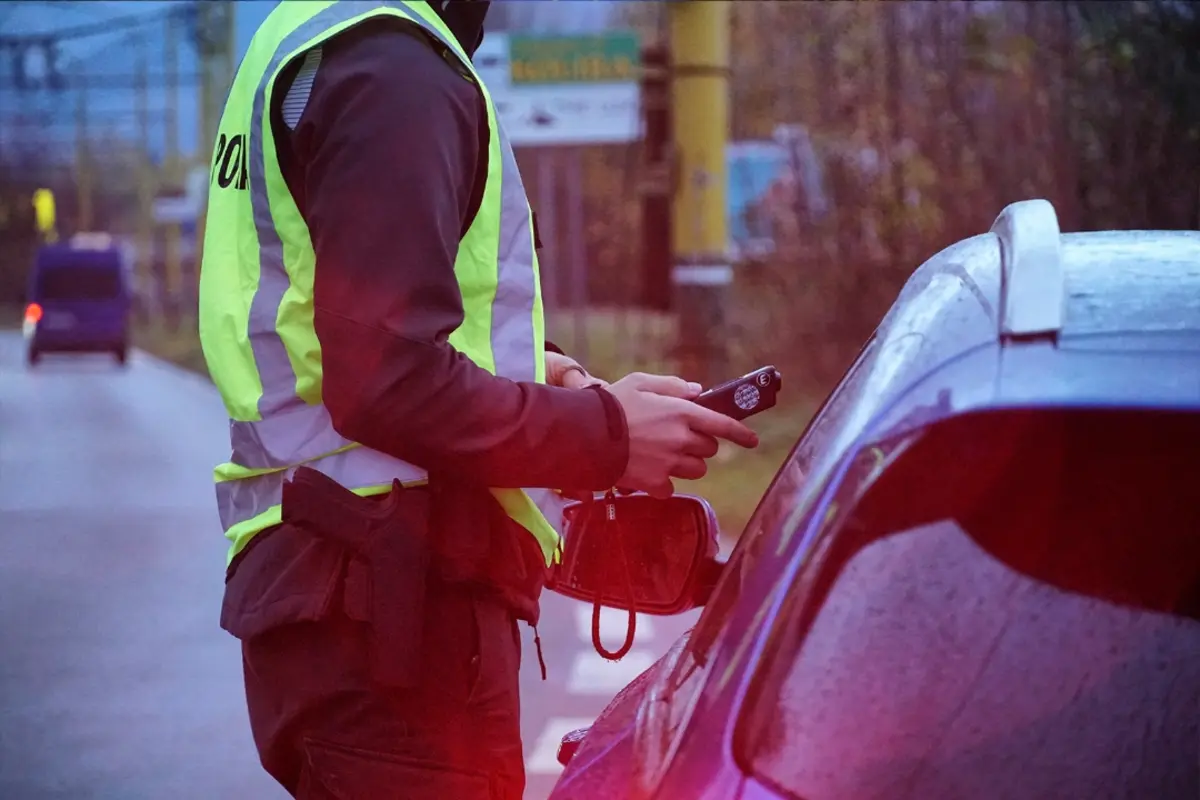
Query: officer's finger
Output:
[[626, 373, 703, 399], [682, 431, 720, 459], [671, 456, 708, 481], [686, 405, 760, 449], [645, 478, 675, 500]]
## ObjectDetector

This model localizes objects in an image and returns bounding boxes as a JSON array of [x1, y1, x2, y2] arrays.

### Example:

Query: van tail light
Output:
[[24, 303, 43, 323]]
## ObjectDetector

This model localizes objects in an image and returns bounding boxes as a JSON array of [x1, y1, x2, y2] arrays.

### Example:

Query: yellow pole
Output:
[[668, 0, 731, 386], [32, 188, 58, 244], [75, 84, 93, 231]]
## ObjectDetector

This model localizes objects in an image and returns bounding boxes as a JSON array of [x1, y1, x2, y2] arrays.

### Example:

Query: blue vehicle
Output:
[[23, 234, 132, 367], [546, 200, 1200, 800]]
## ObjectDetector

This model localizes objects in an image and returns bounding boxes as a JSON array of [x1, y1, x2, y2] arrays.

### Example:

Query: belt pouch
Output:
[[282, 466, 431, 688]]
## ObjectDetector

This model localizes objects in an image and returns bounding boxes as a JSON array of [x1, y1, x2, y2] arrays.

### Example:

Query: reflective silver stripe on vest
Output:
[[222, 1, 550, 532], [216, 444, 427, 532], [525, 488, 566, 525], [492, 125, 538, 383], [217, 457, 564, 537]]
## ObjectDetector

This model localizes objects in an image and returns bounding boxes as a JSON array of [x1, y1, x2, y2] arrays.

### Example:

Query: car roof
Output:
[[36, 245, 122, 263], [815, 201, 1200, 470], [880, 210, 1200, 368], [1062, 230, 1200, 335]]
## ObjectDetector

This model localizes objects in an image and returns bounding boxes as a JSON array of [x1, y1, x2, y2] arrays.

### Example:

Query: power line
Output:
[[15, 1, 112, 16], [0, 6, 184, 46], [0, 74, 204, 91], [3, 109, 176, 125]]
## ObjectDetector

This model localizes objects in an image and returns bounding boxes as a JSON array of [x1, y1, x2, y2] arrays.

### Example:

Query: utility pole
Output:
[[639, 39, 672, 312], [135, 38, 156, 322], [163, 12, 183, 328], [195, 2, 236, 166], [74, 81, 92, 231], [667, 1, 731, 387], [192, 1, 236, 289]]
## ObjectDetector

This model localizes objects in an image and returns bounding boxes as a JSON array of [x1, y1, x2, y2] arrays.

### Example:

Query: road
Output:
[[0, 333, 700, 800]]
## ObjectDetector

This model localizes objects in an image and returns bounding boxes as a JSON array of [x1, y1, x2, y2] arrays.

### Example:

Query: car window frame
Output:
[[684, 328, 881, 663], [35, 264, 125, 303], [631, 331, 883, 794]]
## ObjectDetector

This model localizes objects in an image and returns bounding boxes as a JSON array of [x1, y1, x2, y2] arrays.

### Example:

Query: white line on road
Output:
[[527, 716, 596, 775], [573, 603, 656, 644], [566, 649, 657, 695]]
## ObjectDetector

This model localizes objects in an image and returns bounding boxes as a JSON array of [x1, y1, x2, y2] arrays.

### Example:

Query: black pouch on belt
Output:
[[280, 465, 431, 689]]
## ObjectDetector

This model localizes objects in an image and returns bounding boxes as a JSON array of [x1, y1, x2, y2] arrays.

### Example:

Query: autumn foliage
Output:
[[522, 0, 1200, 394]]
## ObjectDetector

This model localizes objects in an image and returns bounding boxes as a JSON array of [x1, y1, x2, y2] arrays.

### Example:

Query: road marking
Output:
[[566, 649, 657, 694], [573, 603, 656, 644], [527, 716, 596, 775]]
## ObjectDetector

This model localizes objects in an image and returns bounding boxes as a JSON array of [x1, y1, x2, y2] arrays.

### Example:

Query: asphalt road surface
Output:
[[0, 333, 700, 800]]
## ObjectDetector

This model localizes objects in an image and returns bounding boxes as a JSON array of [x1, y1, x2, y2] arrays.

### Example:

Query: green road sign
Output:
[[509, 32, 640, 85]]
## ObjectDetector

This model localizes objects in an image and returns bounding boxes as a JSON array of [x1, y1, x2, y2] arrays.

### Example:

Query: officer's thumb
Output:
[[619, 372, 702, 399]]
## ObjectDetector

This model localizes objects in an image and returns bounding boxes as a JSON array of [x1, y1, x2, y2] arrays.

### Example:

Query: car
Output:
[[544, 199, 1200, 800], [23, 233, 133, 367]]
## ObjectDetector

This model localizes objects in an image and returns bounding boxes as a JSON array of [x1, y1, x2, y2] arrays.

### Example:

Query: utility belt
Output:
[[275, 465, 547, 688]]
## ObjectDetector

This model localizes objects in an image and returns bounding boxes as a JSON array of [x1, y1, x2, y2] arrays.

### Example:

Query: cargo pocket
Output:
[[220, 524, 350, 642], [296, 738, 493, 800]]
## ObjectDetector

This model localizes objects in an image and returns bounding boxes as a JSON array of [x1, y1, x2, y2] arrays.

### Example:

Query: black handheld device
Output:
[[694, 366, 782, 421]]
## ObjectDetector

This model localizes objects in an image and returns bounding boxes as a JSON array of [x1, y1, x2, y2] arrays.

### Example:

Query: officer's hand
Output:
[[605, 373, 759, 499], [546, 351, 608, 389]]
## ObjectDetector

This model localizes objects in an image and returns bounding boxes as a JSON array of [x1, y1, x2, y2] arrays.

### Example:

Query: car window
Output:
[[740, 407, 1200, 800], [36, 265, 122, 301]]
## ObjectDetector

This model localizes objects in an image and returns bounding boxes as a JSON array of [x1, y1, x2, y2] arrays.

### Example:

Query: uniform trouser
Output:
[[241, 578, 525, 800]]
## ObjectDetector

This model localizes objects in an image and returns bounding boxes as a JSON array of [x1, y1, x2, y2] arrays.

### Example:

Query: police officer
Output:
[[198, 2, 759, 797]]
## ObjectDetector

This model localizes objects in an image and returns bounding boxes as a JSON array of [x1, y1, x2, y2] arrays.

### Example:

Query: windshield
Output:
[[740, 407, 1200, 800]]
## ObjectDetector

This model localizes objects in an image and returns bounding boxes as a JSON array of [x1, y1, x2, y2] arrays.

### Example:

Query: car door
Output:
[[550, 332, 884, 799]]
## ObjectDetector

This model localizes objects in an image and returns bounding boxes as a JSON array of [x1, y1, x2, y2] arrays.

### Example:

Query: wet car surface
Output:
[[548, 202, 1200, 800]]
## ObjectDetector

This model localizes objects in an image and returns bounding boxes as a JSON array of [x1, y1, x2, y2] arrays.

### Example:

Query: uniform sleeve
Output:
[[285, 21, 628, 490]]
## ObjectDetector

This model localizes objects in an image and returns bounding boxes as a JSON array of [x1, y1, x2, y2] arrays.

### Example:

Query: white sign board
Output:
[[474, 32, 641, 147], [152, 166, 210, 224], [152, 196, 196, 225]]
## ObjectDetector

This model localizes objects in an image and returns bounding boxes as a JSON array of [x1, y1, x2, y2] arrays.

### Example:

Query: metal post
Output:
[[74, 84, 92, 231], [668, 0, 731, 387], [565, 147, 589, 364], [135, 40, 156, 323], [163, 12, 183, 329], [639, 41, 672, 312], [194, 1, 237, 294], [537, 151, 558, 314]]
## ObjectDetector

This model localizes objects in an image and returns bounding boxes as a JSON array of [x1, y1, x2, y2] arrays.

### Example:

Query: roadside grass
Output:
[[132, 317, 211, 377], [546, 306, 677, 379], [0, 304, 21, 330], [126, 307, 816, 537]]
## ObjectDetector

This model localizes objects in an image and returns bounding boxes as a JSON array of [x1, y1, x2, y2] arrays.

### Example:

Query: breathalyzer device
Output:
[[694, 365, 782, 421]]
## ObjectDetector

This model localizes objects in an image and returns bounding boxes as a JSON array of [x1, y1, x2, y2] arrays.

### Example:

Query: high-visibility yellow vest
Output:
[[198, 0, 563, 568]]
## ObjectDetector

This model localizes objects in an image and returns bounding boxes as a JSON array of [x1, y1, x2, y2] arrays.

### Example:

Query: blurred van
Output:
[[23, 234, 132, 367]]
